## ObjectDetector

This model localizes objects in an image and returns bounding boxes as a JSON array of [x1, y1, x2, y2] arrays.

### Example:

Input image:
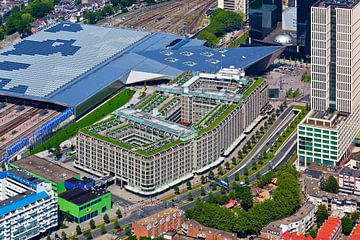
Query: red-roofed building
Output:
[[225, 199, 237, 209], [350, 224, 360, 240], [316, 217, 341, 240], [280, 217, 341, 240]]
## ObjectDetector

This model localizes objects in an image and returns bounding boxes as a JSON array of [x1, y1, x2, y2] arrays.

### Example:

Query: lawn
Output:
[[31, 89, 135, 154]]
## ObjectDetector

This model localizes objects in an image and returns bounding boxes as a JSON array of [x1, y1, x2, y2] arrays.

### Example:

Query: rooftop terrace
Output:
[[302, 110, 347, 128]]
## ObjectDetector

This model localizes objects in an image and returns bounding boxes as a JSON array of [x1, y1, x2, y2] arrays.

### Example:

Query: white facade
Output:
[[75, 76, 268, 195], [297, 0, 360, 168], [218, 0, 249, 20], [0, 170, 58, 240]]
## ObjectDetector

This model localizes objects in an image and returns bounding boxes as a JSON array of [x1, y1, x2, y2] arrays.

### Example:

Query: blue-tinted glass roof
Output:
[[0, 61, 30, 71], [0, 22, 284, 108]]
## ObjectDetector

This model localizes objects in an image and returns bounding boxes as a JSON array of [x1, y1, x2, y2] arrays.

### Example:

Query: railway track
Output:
[[0, 105, 18, 120], [0, 108, 42, 137], [0, 110, 59, 155]]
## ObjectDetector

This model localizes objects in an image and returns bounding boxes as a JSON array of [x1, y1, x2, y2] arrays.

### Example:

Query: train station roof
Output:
[[0, 22, 284, 108]]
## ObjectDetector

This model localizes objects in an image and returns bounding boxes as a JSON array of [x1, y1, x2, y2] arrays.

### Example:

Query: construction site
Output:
[[101, 0, 216, 35]]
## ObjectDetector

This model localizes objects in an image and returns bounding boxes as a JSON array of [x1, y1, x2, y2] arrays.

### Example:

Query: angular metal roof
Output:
[[0, 22, 284, 108]]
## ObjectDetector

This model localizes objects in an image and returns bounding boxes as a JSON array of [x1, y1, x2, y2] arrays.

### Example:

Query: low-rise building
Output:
[[280, 217, 341, 240], [350, 224, 360, 240], [181, 219, 237, 240], [58, 187, 111, 223], [337, 167, 360, 195], [0, 169, 58, 240], [132, 208, 185, 240], [10, 155, 80, 194], [303, 175, 360, 214], [260, 203, 317, 239]]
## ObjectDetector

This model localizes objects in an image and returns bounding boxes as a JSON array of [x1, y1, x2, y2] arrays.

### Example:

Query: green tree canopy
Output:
[[316, 204, 328, 227], [321, 176, 339, 193]]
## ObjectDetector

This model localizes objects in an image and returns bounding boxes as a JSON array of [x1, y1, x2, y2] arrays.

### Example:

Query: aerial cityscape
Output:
[[0, 0, 359, 238]]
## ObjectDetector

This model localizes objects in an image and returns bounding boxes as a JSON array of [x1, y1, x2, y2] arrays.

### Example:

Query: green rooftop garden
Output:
[[31, 89, 135, 154], [243, 77, 265, 100]]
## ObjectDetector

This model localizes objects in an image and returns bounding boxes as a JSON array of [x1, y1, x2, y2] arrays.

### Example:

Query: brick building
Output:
[[132, 208, 185, 239], [180, 219, 237, 240]]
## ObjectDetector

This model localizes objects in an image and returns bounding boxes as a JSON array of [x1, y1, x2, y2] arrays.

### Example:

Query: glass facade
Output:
[[298, 125, 339, 167]]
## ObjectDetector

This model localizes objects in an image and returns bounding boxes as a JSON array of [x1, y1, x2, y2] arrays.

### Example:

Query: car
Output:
[[116, 228, 124, 233]]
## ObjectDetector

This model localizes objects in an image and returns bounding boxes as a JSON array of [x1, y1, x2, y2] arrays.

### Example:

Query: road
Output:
[[72, 106, 299, 239]]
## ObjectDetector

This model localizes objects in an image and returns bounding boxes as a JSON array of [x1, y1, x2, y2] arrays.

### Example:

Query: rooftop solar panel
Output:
[[0, 22, 284, 111]]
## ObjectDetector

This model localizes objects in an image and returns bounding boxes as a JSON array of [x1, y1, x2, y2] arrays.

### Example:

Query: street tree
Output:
[[76, 225, 82, 235], [61, 231, 67, 240], [316, 204, 328, 227], [114, 220, 120, 229], [103, 213, 110, 224], [100, 225, 107, 234], [200, 186, 206, 196], [187, 192, 193, 201], [208, 170, 215, 179], [116, 209, 122, 219], [201, 176, 206, 184], [225, 161, 230, 169], [218, 166, 224, 175], [186, 181, 192, 190], [89, 219, 96, 229], [243, 167, 249, 176], [342, 216, 353, 235], [231, 157, 237, 165], [234, 172, 240, 181], [174, 186, 180, 194]]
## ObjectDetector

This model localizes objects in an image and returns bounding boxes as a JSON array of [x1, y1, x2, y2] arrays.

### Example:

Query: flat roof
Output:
[[114, 108, 196, 140], [314, 0, 360, 8], [12, 155, 78, 183], [136, 208, 183, 226], [0, 22, 283, 108], [262, 203, 316, 232], [0, 191, 48, 216], [59, 187, 109, 206]]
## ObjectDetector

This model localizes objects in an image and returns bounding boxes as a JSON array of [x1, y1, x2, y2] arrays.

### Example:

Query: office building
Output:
[[297, 0, 360, 168], [132, 208, 185, 239], [58, 187, 111, 223], [75, 69, 268, 195], [218, 0, 249, 20], [10, 155, 80, 194], [260, 203, 317, 239], [0, 169, 58, 240]]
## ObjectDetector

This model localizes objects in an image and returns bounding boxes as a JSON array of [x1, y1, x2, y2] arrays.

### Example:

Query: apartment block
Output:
[[260, 203, 317, 240], [337, 167, 360, 195], [297, 0, 360, 168], [280, 217, 341, 240], [132, 208, 185, 239], [304, 174, 360, 214], [0, 169, 58, 240], [180, 219, 237, 240], [75, 70, 268, 195]]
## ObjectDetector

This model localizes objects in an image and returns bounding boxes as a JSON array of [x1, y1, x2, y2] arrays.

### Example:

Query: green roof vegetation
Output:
[[159, 97, 178, 112], [198, 104, 238, 135], [243, 78, 265, 100], [31, 89, 135, 154], [135, 92, 159, 110], [80, 128, 188, 157]]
